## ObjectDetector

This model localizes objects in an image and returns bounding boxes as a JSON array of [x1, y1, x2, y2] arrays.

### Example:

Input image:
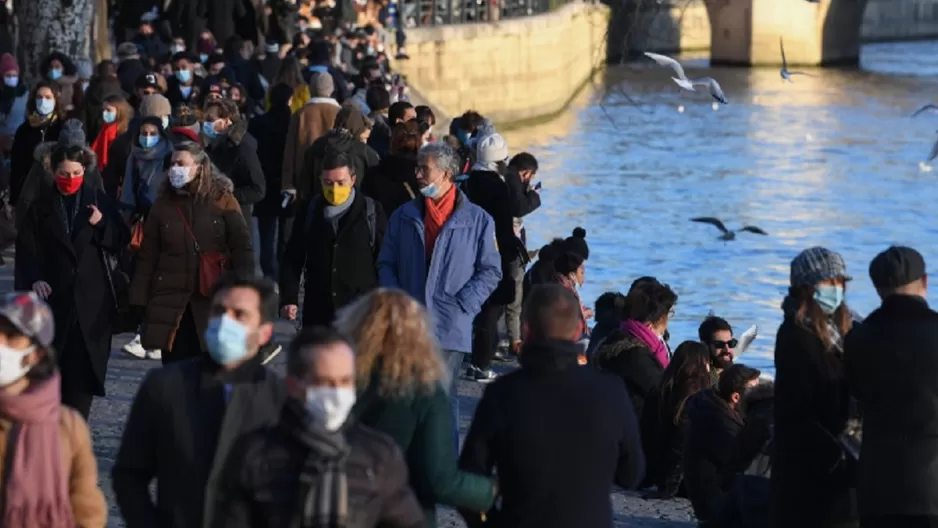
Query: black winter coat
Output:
[[303, 130, 379, 198], [683, 388, 744, 521], [503, 167, 541, 218], [9, 117, 62, 204], [248, 105, 292, 217], [205, 120, 266, 210], [462, 169, 527, 306], [594, 331, 666, 422], [845, 294, 938, 518], [459, 339, 645, 528], [118, 59, 150, 98], [14, 181, 129, 396], [209, 402, 425, 528], [772, 315, 857, 526], [640, 385, 692, 495], [367, 112, 391, 157], [361, 152, 419, 218], [164, 0, 207, 50], [102, 124, 140, 200], [112, 355, 286, 528], [279, 191, 386, 327]]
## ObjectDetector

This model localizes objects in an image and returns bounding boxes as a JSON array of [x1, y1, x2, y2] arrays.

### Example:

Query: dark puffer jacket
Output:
[[594, 331, 666, 421], [129, 172, 253, 353]]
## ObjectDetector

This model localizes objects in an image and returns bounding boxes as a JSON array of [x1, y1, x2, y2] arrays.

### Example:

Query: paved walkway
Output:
[[0, 260, 695, 527]]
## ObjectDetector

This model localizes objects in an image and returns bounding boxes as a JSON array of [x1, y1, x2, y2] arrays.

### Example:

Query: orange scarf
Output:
[[91, 122, 120, 172], [424, 185, 457, 257]]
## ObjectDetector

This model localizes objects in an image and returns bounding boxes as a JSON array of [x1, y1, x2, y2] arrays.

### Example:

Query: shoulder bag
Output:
[[175, 206, 231, 297]]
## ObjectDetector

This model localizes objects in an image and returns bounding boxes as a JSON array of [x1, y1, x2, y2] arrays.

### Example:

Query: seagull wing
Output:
[[787, 71, 814, 77], [912, 104, 938, 117], [692, 77, 727, 104], [691, 217, 730, 234], [927, 137, 938, 162], [737, 325, 758, 356], [644, 51, 687, 80], [740, 226, 769, 235], [779, 37, 788, 69]]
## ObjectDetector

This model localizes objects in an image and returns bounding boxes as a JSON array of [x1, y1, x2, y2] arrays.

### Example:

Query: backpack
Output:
[[305, 194, 376, 250]]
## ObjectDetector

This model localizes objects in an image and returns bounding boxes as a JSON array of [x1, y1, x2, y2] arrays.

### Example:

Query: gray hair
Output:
[[418, 142, 461, 179]]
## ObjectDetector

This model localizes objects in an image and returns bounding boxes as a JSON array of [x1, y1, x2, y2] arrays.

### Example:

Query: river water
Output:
[[502, 40, 938, 375]]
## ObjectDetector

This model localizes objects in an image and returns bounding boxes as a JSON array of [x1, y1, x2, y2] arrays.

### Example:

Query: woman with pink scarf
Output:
[[0, 291, 106, 527], [593, 279, 678, 421]]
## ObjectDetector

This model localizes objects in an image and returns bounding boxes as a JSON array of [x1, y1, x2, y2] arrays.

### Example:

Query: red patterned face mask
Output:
[[54, 175, 83, 195]]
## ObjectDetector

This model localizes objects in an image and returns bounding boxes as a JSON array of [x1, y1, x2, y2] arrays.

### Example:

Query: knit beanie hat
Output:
[[58, 119, 86, 147], [310, 71, 334, 98], [790, 246, 851, 287], [334, 104, 366, 137], [0, 54, 18, 75], [139, 94, 172, 118], [565, 227, 589, 260], [476, 133, 508, 163]]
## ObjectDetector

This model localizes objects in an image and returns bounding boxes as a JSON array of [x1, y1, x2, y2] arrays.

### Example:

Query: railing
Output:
[[403, 0, 572, 26]]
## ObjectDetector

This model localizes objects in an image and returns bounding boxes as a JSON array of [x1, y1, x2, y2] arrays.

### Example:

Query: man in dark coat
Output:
[[683, 363, 759, 525], [112, 274, 287, 528], [459, 284, 646, 528], [116, 42, 150, 97], [303, 104, 380, 197], [202, 100, 266, 222], [846, 246, 938, 528], [208, 326, 425, 528], [279, 151, 386, 328], [166, 52, 204, 107]]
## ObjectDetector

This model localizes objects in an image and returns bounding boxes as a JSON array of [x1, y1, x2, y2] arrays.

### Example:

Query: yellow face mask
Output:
[[322, 183, 352, 205]]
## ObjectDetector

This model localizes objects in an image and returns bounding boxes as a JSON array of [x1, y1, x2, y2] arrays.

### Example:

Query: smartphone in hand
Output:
[[533, 181, 542, 191]]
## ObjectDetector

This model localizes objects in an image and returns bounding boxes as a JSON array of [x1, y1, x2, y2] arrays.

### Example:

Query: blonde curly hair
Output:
[[334, 288, 448, 396]]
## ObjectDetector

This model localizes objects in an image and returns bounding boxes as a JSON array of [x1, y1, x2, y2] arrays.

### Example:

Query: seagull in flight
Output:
[[912, 104, 938, 118], [644, 52, 728, 104], [925, 136, 938, 163], [779, 37, 811, 82], [691, 217, 768, 241]]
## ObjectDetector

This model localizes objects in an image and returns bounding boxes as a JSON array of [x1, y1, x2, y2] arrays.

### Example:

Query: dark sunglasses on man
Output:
[[711, 338, 738, 350]]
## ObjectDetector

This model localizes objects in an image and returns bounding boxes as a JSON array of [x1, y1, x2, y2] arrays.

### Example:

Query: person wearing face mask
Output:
[[119, 116, 174, 228], [282, 71, 342, 205], [773, 246, 860, 527], [303, 104, 380, 199], [279, 151, 386, 328], [13, 144, 130, 418], [222, 36, 266, 102], [113, 274, 287, 528], [378, 142, 501, 442], [0, 291, 107, 527], [594, 279, 678, 421], [127, 141, 254, 365], [40, 52, 78, 113], [0, 54, 28, 153], [9, 82, 64, 205], [201, 99, 266, 224], [846, 246, 937, 528], [208, 326, 425, 528], [166, 52, 204, 107], [90, 95, 134, 176]]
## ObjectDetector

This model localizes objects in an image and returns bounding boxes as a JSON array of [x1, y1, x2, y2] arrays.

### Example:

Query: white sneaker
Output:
[[122, 335, 146, 359], [146, 349, 162, 360]]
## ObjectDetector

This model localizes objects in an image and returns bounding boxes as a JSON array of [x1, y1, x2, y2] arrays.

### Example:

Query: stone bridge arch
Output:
[[704, 0, 870, 66]]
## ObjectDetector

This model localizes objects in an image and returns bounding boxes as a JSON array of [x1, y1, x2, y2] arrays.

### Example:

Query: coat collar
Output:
[[869, 293, 931, 321], [519, 339, 582, 372]]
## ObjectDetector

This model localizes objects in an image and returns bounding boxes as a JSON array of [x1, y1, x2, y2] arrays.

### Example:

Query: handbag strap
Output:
[[402, 181, 415, 199], [175, 206, 201, 252]]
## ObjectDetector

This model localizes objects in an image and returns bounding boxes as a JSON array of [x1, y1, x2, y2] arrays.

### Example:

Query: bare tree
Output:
[[14, 0, 95, 83]]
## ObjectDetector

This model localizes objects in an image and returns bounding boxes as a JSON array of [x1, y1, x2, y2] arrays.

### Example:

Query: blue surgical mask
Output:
[[102, 110, 117, 123], [455, 128, 470, 146], [201, 121, 217, 139], [175, 69, 191, 83], [419, 182, 439, 198], [48, 68, 63, 81], [204, 315, 249, 365], [171, 44, 185, 54], [813, 284, 845, 315], [199, 54, 209, 63], [35, 98, 55, 116], [138, 135, 159, 148]]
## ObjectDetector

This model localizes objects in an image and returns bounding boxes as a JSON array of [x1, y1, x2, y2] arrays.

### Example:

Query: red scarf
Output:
[[424, 185, 457, 257], [91, 122, 120, 172]]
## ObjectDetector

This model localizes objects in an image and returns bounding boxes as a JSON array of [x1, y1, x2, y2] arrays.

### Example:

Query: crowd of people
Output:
[[0, 4, 934, 528]]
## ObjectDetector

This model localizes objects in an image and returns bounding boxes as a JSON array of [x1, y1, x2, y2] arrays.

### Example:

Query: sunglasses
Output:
[[711, 339, 738, 350]]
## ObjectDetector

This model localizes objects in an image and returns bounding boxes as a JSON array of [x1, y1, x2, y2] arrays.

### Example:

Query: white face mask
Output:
[[168, 165, 194, 188], [0, 345, 34, 387], [305, 386, 356, 431]]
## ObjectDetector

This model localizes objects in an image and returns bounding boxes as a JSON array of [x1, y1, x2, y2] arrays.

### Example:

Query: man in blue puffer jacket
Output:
[[378, 142, 502, 443]]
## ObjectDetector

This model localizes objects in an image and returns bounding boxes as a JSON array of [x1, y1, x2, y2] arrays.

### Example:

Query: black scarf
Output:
[[283, 400, 351, 528]]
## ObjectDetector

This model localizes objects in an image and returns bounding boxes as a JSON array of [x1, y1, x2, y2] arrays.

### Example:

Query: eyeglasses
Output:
[[415, 165, 437, 175], [711, 339, 738, 350]]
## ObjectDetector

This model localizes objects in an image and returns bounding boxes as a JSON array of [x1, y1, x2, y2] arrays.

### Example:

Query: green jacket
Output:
[[353, 380, 495, 527]]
